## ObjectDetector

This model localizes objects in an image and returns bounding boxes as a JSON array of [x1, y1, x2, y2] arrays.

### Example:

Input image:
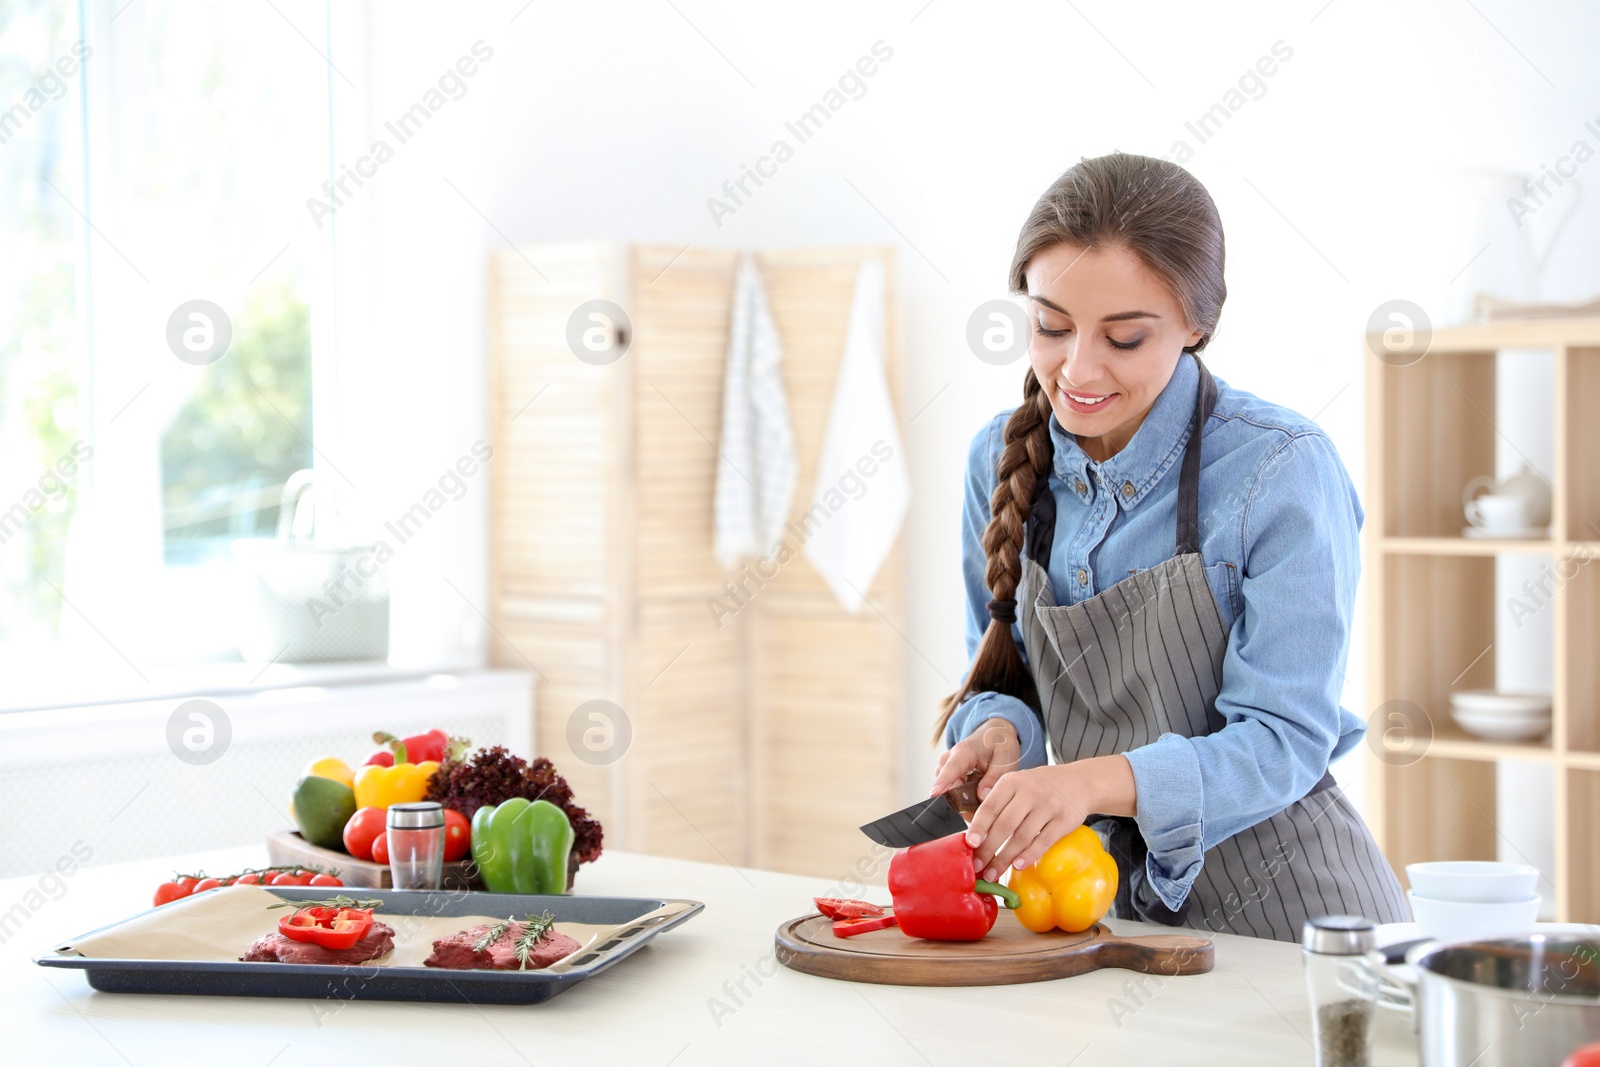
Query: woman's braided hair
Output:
[[933, 151, 1227, 741]]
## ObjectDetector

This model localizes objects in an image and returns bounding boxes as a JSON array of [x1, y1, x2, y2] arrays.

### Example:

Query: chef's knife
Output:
[[859, 769, 983, 848]]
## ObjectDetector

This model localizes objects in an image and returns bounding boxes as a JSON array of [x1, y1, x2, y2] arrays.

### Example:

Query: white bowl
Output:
[[1406, 861, 1541, 903], [1449, 689, 1552, 717], [1407, 890, 1541, 940], [1450, 708, 1550, 741]]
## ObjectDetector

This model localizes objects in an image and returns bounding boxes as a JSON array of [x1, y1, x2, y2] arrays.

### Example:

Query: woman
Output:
[[928, 152, 1409, 941]]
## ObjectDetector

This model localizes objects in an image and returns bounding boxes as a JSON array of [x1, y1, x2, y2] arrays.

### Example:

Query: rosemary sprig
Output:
[[474, 917, 513, 954], [265, 894, 384, 911], [514, 910, 558, 970]]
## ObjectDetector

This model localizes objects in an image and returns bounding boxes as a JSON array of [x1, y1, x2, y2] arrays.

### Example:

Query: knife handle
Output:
[[944, 768, 983, 820]]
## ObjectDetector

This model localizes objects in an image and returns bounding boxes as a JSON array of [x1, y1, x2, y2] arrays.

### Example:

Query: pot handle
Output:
[[1364, 948, 1419, 1031]]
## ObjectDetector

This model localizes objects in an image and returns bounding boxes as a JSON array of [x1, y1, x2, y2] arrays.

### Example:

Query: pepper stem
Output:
[[974, 879, 1021, 910]]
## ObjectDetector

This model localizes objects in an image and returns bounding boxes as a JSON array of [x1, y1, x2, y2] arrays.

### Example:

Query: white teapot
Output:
[[1461, 462, 1552, 530]]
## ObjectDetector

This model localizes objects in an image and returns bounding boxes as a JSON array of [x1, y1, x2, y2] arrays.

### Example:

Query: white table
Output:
[[1, 845, 1421, 1065]]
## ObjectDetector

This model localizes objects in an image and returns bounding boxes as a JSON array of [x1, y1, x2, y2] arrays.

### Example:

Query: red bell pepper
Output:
[[277, 906, 375, 950], [369, 728, 469, 766], [887, 831, 1021, 941], [832, 913, 899, 938], [814, 897, 885, 921]]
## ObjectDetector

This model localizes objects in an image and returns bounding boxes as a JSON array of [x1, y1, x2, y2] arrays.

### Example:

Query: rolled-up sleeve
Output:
[[1121, 432, 1363, 911], [942, 415, 1047, 770]]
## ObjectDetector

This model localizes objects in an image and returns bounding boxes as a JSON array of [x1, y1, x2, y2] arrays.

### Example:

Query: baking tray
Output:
[[35, 886, 704, 1005]]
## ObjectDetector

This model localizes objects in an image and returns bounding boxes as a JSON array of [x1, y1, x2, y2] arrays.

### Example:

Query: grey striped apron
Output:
[[1017, 359, 1410, 941]]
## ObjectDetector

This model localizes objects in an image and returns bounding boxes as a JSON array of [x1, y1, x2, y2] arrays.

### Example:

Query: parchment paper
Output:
[[52, 885, 617, 968]]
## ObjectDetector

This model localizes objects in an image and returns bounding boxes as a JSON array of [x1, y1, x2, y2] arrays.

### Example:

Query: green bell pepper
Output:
[[470, 798, 575, 895]]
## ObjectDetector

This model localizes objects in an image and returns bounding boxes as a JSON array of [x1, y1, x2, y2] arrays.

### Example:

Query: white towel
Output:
[[802, 259, 910, 611], [714, 253, 798, 567]]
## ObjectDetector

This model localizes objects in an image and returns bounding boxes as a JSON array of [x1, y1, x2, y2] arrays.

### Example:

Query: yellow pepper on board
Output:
[[353, 760, 440, 810], [1008, 825, 1119, 933]]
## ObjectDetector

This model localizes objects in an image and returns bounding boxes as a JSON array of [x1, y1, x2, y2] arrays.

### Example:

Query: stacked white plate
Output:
[[1448, 688, 1551, 742]]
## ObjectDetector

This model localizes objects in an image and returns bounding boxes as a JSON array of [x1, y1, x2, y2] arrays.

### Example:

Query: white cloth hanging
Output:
[[802, 258, 910, 612], [713, 253, 798, 567]]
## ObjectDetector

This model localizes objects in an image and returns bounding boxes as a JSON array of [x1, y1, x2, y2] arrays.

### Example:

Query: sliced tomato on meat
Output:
[[814, 897, 886, 921], [831, 914, 898, 938]]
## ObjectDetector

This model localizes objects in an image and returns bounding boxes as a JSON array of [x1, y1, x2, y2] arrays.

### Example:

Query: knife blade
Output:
[[859, 769, 982, 848]]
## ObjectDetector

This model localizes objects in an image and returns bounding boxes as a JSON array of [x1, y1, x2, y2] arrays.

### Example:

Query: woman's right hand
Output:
[[929, 717, 1021, 803]]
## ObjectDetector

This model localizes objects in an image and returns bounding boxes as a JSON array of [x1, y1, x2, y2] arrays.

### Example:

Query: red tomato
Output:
[[443, 809, 471, 862], [191, 878, 223, 894], [363, 750, 395, 768], [270, 871, 313, 887], [342, 807, 387, 861], [308, 873, 343, 887], [174, 876, 199, 890], [153, 881, 191, 907], [233, 872, 262, 885], [371, 831, 390, 866]]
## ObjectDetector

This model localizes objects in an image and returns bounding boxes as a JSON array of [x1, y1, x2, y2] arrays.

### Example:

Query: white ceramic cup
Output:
[[1464, 492, 1528, 531]]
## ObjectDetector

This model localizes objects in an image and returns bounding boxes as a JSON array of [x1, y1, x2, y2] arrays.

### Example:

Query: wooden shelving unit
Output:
[[1366, 317, 1600, 922]]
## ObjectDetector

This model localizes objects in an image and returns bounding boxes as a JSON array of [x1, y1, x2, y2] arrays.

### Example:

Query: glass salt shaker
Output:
[[1302, 915, 1379, 1067], [386, 801, 445, 890]]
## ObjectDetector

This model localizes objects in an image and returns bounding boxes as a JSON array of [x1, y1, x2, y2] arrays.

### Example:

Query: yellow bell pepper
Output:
[[353, 760, 440, 810], [1008, 825, 1119, 933]]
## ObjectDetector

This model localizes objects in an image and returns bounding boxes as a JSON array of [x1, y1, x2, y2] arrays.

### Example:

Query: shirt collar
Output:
[[1049, 352, 1202, 510]]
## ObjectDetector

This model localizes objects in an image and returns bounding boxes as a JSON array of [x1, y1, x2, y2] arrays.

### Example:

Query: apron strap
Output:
[[1175, 356, 1218, 557]]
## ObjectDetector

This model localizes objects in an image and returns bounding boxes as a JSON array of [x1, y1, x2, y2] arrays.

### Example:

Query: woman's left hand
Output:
[[963, 754, 1137, 882]]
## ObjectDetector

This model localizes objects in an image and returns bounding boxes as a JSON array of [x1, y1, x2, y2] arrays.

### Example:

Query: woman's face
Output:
[[1024, 242, 1205, 463]]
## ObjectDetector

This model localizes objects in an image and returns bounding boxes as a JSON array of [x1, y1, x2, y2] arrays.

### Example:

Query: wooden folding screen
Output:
[[488, 243, 903, 878]]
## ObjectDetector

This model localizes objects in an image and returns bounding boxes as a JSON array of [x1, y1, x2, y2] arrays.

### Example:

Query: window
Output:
[[0, 0, 84, 644], [0, 0, 335, 687]]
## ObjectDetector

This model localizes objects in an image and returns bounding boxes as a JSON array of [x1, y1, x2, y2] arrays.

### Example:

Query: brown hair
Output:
[[933, 152, 1227, 741]]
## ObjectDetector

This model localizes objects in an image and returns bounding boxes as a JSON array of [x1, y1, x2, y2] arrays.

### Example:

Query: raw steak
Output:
[[240, 921, 396, 965], [424, 920, 581, 971]]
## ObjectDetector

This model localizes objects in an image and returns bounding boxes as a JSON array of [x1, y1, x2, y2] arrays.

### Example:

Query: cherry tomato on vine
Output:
[[443, 809, 471, 862], [153, 881, 191, 907]]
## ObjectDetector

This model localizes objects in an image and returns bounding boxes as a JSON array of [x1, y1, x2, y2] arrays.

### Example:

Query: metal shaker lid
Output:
[[1302, 914, 1378, 955], [387, 801, 445, 829]]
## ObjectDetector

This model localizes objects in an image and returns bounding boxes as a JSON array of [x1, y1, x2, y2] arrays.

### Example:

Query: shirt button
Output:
[[1076, 568, 1089, 585], [1074, 479, 1087, 493], [1122, 481, 1135, 498]]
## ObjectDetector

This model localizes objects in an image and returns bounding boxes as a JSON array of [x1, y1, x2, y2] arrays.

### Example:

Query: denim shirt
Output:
[[945, 352, 1366, 912]]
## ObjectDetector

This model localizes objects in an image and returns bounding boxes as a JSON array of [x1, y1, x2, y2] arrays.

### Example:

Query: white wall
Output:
[[328, 0, 1600, 821]]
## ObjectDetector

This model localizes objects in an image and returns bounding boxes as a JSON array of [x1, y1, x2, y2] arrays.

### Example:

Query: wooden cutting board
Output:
[[774, 908, 1214, 986]]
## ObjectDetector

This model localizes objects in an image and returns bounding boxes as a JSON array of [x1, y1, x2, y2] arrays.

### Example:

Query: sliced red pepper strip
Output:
[[814, 897, 886, 921], [277, 905, 375, 950], [831, 914, 899, 938]]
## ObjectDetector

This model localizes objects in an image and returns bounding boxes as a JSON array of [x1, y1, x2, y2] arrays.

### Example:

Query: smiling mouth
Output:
[[1060, 385, 1116, 407]]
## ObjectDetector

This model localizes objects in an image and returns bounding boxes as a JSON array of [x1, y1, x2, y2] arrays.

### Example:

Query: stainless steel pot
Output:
[[1376, 932, 1600, 1066]]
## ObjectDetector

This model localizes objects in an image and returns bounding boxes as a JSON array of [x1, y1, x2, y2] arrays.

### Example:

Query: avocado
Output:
[[292, 774, 358, 851]]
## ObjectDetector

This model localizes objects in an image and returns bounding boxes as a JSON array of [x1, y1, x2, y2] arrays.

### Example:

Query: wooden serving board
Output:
[[774, 909, 1214, 986], [265, 830, 483, 890], [265, 829, 582, 890]]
